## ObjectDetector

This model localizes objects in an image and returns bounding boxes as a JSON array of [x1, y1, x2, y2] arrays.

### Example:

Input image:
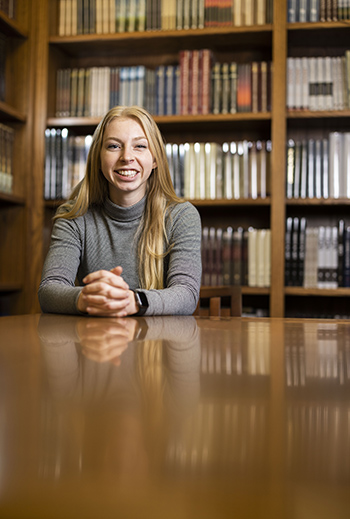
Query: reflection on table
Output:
[[0, 314, 349, 518]]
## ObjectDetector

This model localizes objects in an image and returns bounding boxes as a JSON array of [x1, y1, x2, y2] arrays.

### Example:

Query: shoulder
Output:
[[167, 201, 201, 224], [53, 204, 101, 234], [165, 201, 202, 239]]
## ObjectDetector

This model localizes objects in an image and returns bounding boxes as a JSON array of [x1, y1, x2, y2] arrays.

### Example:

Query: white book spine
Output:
[[248, 228, 257, 287]]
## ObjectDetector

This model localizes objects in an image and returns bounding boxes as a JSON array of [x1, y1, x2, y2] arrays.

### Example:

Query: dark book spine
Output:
[[338, 219, 345, 287], [344, 227, 350, 287], [298, 217, 307, 286], [285, 217, 293, 286]]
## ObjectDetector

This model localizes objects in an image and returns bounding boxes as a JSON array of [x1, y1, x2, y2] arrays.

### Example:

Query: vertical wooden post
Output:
[[25, 0, 49, 313], [270, 0, 287, 317]]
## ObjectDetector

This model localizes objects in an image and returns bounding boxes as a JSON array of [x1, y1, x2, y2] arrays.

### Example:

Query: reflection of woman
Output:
[[38, 314, 200, 411], [38, 106, 202, 317], [38, 315, 201, 479]]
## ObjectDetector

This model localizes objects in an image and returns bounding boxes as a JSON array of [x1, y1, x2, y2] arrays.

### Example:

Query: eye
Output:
[[107, 143, 120, 149]]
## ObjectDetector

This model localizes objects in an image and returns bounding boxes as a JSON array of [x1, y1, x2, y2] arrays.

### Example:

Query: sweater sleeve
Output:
[[38, 217, 84, 315], [139, 202, 202, 316]]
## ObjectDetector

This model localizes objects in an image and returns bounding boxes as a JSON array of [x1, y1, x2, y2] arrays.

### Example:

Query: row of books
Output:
[[168, 139, 271, 200], [55, 56, 272, 118], [58, 0, 273, 36], [44, 130, 272, 202], [0, 34, 5, 103], [166, 401, 268, 471], [56, 56, 271, 117], [0, 0, 15, 18], [206, 59, 272, 115], [285, 327, 350, 385], [286, 132, 350, 200], [201, 325, 270, 375], [285, 217, 350, 288], [44, 129, 92, 200], [288, 0, 350, 22], [286, 53, 350, 112], [0, 123, 14, 194], [202, 226, 271, 288]]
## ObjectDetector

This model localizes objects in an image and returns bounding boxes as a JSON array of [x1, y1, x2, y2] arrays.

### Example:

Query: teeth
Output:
[[117, 170, 137, 177]]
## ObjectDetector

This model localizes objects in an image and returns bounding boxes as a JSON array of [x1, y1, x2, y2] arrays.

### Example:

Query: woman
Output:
[[38, 106, 202, 316]]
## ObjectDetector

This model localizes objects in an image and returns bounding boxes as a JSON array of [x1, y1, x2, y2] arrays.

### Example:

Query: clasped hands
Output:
[[76, 317, 139, 365], [77, 266, 138, 317]]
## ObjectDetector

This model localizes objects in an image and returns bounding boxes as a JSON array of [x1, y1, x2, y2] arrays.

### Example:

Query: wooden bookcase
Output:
[[0, 2, 40, 315], [2, 0, 350, 317]]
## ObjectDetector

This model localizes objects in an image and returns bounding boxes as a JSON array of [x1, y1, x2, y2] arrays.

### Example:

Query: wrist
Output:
[[132, 290, 149, 316]]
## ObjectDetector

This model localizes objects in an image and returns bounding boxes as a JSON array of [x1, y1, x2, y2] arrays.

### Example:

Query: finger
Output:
[[83, 269, 129, 289], [82, 284, 130, 301], [81, 337, 129, 352], [110, 266, 123, 276], [85, 305, 129, 317], [78, 327, 130, 342], [82, 269, 111, 284]]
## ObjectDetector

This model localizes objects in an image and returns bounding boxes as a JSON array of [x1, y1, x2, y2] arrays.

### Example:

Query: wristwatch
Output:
[[133, 290, 149, 316]]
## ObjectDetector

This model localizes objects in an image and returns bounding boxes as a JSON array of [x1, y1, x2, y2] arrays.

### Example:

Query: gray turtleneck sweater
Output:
[[38, 196, 202, 316]]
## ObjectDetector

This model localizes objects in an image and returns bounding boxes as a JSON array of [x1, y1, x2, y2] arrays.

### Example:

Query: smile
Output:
[[116, 169, 138, 178]]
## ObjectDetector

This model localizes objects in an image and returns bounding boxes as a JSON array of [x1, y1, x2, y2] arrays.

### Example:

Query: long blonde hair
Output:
[[55, 106, 183, 289]]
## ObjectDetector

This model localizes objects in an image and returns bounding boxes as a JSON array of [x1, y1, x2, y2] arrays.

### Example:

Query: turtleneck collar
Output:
[[103, 195, 146, 222]]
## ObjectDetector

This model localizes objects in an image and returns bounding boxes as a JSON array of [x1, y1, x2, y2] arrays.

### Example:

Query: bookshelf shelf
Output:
[[287, 21, 350, 30], [47, 113, 272, 129], [0, 10, 27, 38], [0, 282, 23, 293], [285, 287, 350, 297], [286, 198, 350, 206], [0, 192, 25, 205], [287, 110, 350, 119], [192, 198, 271, 207], [0, 101, 26, 122], [49, 26, 273, 57], [242, 287, 270, 295]]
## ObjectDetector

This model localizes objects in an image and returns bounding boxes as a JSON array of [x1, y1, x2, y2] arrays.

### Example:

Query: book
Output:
[[344, 226, 350, 287], [232, 227, 244, 286], [222, 226, 233, 285], [180, 50, 191, 115], [290, 217, 300, 286], [298, 217, 307, 286], [0, 123, 14, 194], [223, 142, 232, 199], [299, 140, 308, 199], [307, 138, 315, 198], [314, 138, 322, 199], [285, 217, 293, 286], [286, 139, 295, 199], [337, 219, 345, 287], [317, 226, 326, 288], [247, 227, 257, 287], [304, 226, 319, 288]]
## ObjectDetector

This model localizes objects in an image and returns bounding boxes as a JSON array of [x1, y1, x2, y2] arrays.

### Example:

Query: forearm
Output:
[[38, 283, 84, 315]]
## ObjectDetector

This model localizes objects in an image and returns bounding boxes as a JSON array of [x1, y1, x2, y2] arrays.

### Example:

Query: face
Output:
[[100, 117, 156, 207]]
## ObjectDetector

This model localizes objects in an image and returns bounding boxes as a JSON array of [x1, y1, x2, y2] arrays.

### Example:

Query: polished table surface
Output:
[[0, 314, 349, 519]]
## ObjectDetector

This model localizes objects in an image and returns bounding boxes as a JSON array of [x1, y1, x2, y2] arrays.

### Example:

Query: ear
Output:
[[153, 160, 157, 169]]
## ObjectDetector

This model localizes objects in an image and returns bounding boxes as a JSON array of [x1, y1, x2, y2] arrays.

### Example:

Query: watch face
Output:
[[135, 291, 148, 316], [136, 291, 149, 309]]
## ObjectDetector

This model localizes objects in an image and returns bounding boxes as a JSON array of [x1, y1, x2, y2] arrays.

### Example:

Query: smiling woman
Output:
[[100, 117, 156, 207], [38, 106, 202, 317]]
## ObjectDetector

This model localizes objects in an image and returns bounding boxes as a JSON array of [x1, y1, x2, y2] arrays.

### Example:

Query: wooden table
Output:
[[0, 314, 349, 518]]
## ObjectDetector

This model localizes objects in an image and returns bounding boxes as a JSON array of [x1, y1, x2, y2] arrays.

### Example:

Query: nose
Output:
[[120, 145, 134, 163]]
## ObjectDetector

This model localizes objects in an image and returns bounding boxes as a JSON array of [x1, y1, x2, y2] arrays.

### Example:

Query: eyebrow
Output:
[[104, 136, 148, 142]]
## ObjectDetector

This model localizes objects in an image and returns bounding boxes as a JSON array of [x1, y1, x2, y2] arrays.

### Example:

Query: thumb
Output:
[[110, 266, 123, 276]]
